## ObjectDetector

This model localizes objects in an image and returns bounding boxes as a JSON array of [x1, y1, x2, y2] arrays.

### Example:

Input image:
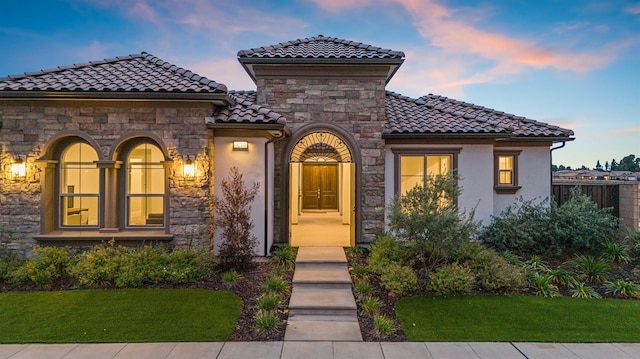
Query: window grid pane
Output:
[[498, 155, 514, 185], [60, 143, 99, 227], [126, 143, 166, 227]]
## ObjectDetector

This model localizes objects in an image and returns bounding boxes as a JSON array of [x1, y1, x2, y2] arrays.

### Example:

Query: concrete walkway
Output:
[[285, 247, 362, 341], [2, 342, 640, 359]]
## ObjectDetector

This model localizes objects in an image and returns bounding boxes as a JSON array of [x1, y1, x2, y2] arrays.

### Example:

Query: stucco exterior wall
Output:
[[213, 137, 270, 255], [384, 144, 552, 228], [0, 100, 214, 252], [493, 146, 551, 216]]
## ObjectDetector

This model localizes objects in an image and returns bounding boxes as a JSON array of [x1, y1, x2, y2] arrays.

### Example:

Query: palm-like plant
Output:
[[570, 282, 601, 298], [575, 255, 608, 282]]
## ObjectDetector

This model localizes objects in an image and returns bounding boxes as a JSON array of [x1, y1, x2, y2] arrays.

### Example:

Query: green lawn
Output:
[[396, 295, 640, 342], [0, 289, 242, 343]]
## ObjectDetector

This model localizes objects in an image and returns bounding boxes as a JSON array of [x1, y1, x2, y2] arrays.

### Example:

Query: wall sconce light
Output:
[[183, 155, 195, 178], [11, 155, 26, 180], [232, 140, 248, 151]]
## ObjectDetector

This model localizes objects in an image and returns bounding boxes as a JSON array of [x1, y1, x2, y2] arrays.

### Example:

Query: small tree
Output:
[[387, 172, 479, 272], [213, 167, 260, 270]]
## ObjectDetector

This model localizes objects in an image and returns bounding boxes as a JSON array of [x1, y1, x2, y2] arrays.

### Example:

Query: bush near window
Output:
[[5, 243, 215, 289], [213, 167, 260, 270], [481, 187, 620, 257], [386, 172, 479, 272], [8, 246, 76, 287]]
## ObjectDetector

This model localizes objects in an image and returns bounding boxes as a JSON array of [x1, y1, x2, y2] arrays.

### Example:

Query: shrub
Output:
[[481, 188, 620, 257], [380, 264, 418, 297], [500, 250, 521, 265], [0, 248, 24, 281], [373, 315, 396, 337], [367, 234, 408, 275], [575, 255, 608, 283], [480, 197, 550, 255], [547, 268, 577, 287], [221, 270, 242, 288], [350, 265, 368, 280], [453, 241, 524, 294], [602, 241, 630, 265], [72, 243, 215, 287], [213, 167, 260, 270], [604, 280, 640, 298], [531, 273, 560, 298], [570, 282, 601, 299], [549, 188, 619, 255], [386, 172, 479, 271], [426, 262, 474, 296], [71, 242, 127, 287], [9, 246, 76, 286], [353, 280, 372, 298], [360, 297, 381, 316], [271, 245, 296, 271], [255, 312, 279, 335], [257, 294, 280, 313], [263, 276, 290, 296]]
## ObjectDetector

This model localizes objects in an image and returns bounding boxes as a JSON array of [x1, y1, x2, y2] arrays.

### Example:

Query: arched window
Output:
[[126, 143, 166, 227], [60, 142, 99, 227]]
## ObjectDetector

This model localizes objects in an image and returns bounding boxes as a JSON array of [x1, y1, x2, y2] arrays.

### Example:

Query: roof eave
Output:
[[0, 91, 231, 105], [238, 57, 405, 84], [382, 132, 575, 143], [205, 120, 291, 136]]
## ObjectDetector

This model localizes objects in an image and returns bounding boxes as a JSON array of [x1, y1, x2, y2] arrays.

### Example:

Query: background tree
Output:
[[605, 161, 610, 171], [213, 167, 260, 270], [618, 154, 640, 172], [611, 159, 618, 171], [595, 160, 603, 171]]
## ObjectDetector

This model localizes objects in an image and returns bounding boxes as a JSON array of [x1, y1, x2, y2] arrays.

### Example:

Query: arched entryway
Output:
[[288, 130, 356, 247]]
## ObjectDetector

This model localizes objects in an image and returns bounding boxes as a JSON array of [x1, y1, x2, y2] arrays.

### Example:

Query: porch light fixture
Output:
[[232, 140, 248, 151], [11, 155, 26, 180], [183, 155, 195, 178]]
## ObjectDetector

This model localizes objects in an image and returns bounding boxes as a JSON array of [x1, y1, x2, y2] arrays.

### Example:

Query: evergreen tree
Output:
[[605, 161, 610, 171], [611, 159, 618, 171], [595, 160, 603, 171]]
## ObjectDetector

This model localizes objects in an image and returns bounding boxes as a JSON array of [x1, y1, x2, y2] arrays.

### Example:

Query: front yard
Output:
[[0, 289, 241, 343]]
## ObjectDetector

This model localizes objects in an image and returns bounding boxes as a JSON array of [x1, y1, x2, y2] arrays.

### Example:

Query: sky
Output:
[[0, 0, 638, 169]]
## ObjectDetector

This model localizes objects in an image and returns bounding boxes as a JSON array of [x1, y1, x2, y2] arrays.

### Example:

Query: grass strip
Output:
[[0, 289, 242, 343], [396, 295, 640, 342]]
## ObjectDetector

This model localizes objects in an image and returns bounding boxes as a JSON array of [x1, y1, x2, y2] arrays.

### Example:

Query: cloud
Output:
[[610, 126, 640, 133], [625, 4, 640, 14], [75, 40, 113, 60], [311, 0, 621, 95]]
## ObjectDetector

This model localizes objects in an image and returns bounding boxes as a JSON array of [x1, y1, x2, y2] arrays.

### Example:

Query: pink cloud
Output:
[[625, 4, 640, 14]]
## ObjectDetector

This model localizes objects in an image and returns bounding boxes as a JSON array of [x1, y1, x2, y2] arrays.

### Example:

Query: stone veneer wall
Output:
[[256, 77, 387, 244], [0, 100, 214, 253]]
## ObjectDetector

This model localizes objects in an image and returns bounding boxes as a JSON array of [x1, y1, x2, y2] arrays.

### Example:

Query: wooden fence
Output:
[[552, 183, 619, 217]]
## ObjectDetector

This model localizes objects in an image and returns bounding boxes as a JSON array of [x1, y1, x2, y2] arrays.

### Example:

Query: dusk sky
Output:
[[1, 0, 638, 169]]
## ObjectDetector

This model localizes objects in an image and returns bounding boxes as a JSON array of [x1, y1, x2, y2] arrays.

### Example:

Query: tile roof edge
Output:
[[237, 34, 405, 58], [0, 53, 147, 81]]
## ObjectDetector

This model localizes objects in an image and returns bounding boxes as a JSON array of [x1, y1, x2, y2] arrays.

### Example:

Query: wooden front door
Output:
[[302, 164, 338, 210]]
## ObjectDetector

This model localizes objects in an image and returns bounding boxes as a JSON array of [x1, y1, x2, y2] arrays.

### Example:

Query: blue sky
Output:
[[1, 0, 638, 168]]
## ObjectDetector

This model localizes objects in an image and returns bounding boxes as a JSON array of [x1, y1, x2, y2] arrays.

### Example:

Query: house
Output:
[[0, 35, 574, 254]]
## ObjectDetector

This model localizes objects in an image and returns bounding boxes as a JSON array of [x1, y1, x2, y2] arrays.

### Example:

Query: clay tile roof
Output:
[[208, 90, 286, 125], [237, 34, 405, 59], [384, 91, 574, 138], [0, 52, 227, 94]]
